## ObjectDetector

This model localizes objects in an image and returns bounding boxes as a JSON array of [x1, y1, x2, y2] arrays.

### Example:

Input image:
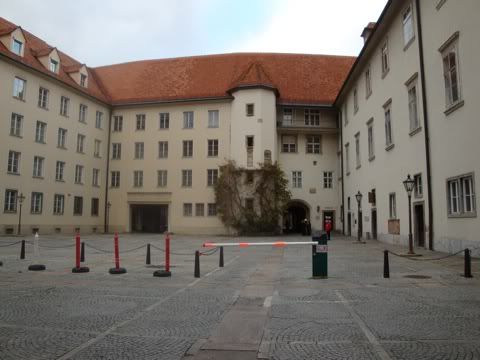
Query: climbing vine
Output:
[[214, 160, 291, 234]]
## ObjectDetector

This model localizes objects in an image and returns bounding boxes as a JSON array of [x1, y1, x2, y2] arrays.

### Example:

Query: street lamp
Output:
[[355, 191, 363, 243], [17, 193, 26, 235], [403, 174, 416, 255]]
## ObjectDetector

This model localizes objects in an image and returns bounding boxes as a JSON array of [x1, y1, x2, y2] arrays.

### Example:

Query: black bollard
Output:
[[219, 246, 224, 268], [80, 242, 85, 262], [383, 250, 390, 278], [20, 240, 25, 260], [146, 243, 151, 265], [194, 250, 200, 278], [464, 249, 473, 278]]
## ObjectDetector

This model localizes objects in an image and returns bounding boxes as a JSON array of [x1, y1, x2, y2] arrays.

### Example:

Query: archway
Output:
[[283, 200, 310, 234]]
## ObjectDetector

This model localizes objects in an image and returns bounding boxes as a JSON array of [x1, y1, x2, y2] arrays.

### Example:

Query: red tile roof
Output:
[[228, 61, 277, 93]]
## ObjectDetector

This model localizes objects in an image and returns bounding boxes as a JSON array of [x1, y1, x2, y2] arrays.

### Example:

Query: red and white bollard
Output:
[[109, 232, 127, 274], [72, 232, 89, 273], [154, 232, 172, 277]]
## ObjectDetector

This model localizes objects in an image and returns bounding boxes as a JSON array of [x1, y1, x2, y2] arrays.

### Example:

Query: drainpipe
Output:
[[104, 110, 113, 233], [415, 0, 434, 250], [339, 110, 345, 235]]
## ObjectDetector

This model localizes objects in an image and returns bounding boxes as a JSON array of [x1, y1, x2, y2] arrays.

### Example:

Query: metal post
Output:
[[153, 233, 171, 277], [146, 243, 151, 265], [219, 246, 224, 267], [17, 193, 25, 235], [109, 232, 126, 274], [408, 194, 414, 254], [72, 233, 89, 273], [20, 240, 25, 260], [80, 242, 85, 262], [383, 250, 390, 278], [464, 249, 472, 278], [194, 250, 200, 278]]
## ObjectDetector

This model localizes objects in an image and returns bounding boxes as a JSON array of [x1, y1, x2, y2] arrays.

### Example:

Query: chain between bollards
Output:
[[194, 250, 200, 278], [464, 249, 473, 278], [383, 250, 390, 278]]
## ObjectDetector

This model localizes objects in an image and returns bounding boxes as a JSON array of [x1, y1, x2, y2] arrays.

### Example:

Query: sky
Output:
[[1, 0, 388, 67]]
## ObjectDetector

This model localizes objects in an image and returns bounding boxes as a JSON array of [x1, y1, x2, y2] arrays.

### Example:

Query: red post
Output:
[[75, 233, 81, 269], [114, 232, 120, 269], [165, 233, 170, 272]]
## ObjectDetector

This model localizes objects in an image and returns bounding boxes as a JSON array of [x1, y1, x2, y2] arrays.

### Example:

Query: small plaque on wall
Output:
[[388, 219, 400, 235]]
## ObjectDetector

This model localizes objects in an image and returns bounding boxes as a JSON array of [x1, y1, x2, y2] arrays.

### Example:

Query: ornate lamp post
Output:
[[17, 193, 26, 235], [403, 174, 416, 255], [355, 191, 363, 243]]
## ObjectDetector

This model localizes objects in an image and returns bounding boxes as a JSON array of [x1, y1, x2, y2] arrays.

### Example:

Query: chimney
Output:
[[361, 22, 376, 44]]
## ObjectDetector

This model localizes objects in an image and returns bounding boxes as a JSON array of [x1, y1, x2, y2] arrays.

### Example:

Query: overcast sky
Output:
[[1, 0, 387, 67]]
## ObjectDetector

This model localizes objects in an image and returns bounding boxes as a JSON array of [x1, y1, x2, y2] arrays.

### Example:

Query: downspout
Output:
[[339, 111, 345, 235], [415, 0, 434, 250], [104, 110, 113, 233]]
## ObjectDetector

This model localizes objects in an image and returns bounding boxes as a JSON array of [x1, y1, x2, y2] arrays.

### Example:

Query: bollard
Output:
[[219, 246, 224, 267], [146, 243, 151, 265], [383, 250, 390, 278], [464, 249, 473, 278], [312, 232, 328, 278], [109, 232, 127, 274], [72, 233, 89, 273], [154, 233, 172, 277], [80, 242, 85, 262], [194, 250, 200, 278], [28, 232, 46, 271], [20, 239, 25, 260]]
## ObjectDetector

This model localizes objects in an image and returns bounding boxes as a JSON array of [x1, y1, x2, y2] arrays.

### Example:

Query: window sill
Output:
[[414, 194, 423, 199], [7, 172, 20, 176], [448, 212, 477, 219], [57, 146, 67, 150], [403, 37, 415, 52], [53, 213, 64, 216], [94, 155, 101, 159], [77, 151, 85, 155], [183, 127, 194, 130], [368, 155, 375, 162], [56, 179, 65, 183], [38, 106, 49, 111], [381, 69, 390, 79], [3, 210, 17, 214], [30, 212, 42, 215], [444, 100, 465, 116], [135, 129, 146, 132], [32, 176, 44, 180], [13, 96, 26, 102], [92, 185, 100, 188], [73, 214, 83, 216], [74, 182, 84, 185], [60, 114, 69, 118], [385, 143, 395, 152], [409, 127, 422, 137], [79, 120, 87, 124], [10, 134, 22, 138], [35, 141, 46, 145], [207, 126, 219, 129]]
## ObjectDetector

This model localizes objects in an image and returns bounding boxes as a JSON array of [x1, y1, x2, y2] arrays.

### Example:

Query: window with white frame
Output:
[[159, 113, 169, 129], [60, 96, 69, 116], [281, 135, 297, 153], [157, 170, 167, 187], [76, 134, 85, 153], [133, 170, 143, 187], [134, 142, 144, 159], [38, 87, 49, 109], [91, 198, 99, 216], [182, 169, 192, 187], [10, 113, 23, 137], [12, 38, 23, 56], [208, 203, 217, 216], [292, 171, 302, 188], [30, 192, 43, 214], [402, 4, 415, 47], [111, 171, 120, 187], [49, 59, 58, 73], [4, 189, 17, 212], [195, 203, 205, 217], [53, 194, 64, 215], [80, 74, 87, 87], [345, 143, 350, 174], [208, 139, 218, 157], [183, 140, 193, 157], [112, 143, 122, 160], [441, 33, 462, 108], [95, 111, 103, 129], [58, 128, 67, 148], [13, 77, 26, 100], [183, 111, 194, 128], [113, 116, 123, 132], [353, 88, 359, 113], [94, 139, 101, 158], [384, 100, 393, 148], [207, 169, 218, 187], [183, 203, 193, 216], [414, 173, 423, 198], [74, 165, 83, 184], [389, 193, 397, 219], [208, 110, 219, 128], [305, 109, 320, 126], [365, 66, 372, 97], [367, 119, 375, 160], [283, 108, 293, 125], [73, 196, 83, 215], [158, 141, 168, 158], [32, 156, 44, 177], [323, 171, 333, 189], [381, 40, 389, 75], [35, 121, 47, 143], [92, 168, 100, 187], [407, 78, 420, 132], [355, 133, 361, 168], [55, 161, 65, 181], [136, 114, 146, 130], [306, 135, 321, 154], [447, 174, 476, 216], [8, 150, 20, 174], [79, 104, 88, 123]]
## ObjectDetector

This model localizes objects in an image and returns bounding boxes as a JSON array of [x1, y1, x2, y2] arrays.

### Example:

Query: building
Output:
[[1, 0, 478, 254]]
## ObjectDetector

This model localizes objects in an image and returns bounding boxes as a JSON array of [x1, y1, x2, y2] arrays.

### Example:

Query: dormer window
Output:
[[80, 74, 87, 87], [50, 59, 59, 73], [12, 38, 23, 56]]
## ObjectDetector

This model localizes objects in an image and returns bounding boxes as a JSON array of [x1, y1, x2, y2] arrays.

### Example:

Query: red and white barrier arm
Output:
[[203, 241, 318, 248]]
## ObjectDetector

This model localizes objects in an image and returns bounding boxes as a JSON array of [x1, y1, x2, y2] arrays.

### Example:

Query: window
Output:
[[246, 136, 254, 167], [32, 156, 44, 177], [112, 143, 122, 160], [4, 189, 17, 212], [384, 101, 393, 148], [12, 38, 23, 56], [367, 120, 375, 160], [74, 165, 83, 184], [80, 74, 87, 87], [208, 139, 219, 157], [134, 142, 144, 159], [245, 198, 254, 211], [13, 77, 26, 100], [381, 40, 389, 75], [7, 151, 20, 174], [182, 169, 192, 187], [414, 173, 422, 198], [345, 143, 350, 174], [355, 133, 361, 168], [92, 169, 100, 187], [158, 141, 168, 158], [50, 59, 58, 73], [57, 128, 67, 148], [55, 161, 65, 181], [38, 87, 49, 109], [407, 79, 420, 132], [10, 113, 23, 137], [447, 174, 476, 216], [264, 150, 272, 164], [113, 116, 123, 132], [183, 203, 193, 216], [353, 88, 359, 113], [208, 203, 217, 216], [159, 113, 169, 129], [282, 135, 297, 153], [30, 192, 43, 214], [306, 135, 321, 154], [91, 198, 99, 216], [133, 170, 143, 187], [76, 134, 85, 153], [95, 111, 103, 129], [246, 136, 254, 148], [195, 203, 205, 217], [73, 196, 83, 215], [111, 171, 120, 187], [389, 193, 397, 219], [207, 169, 218, 187], [60, 96, 69, 116], [283, 108, 293, 125], [183, 111, 194, 129], [183, 140, 193, 157], [94, 139, 101, 158], [53, 194, 64, 215], [403, 4, 415, 47], [79, 104, 88, 123], [246, 104, 254, 117], [441, 34, 462, 108], [305, 109, 320, 126], [136, 114, 146, 131], [365, 67, 372, 98], [157, 170, 167, 187], [292, 171, 302, 188], [208, 110, 219, 128], [35, 121, 47, 143], [324, 172, 333, 189], [246, 172, 254, 184]]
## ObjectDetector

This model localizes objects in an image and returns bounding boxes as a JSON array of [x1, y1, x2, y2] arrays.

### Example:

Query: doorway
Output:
[[284, 201, 309, 234], [414, 203, 425, 247], [371, 209, 377, 240], [131, 204, 168, 233], [347, 212, 352, 236]]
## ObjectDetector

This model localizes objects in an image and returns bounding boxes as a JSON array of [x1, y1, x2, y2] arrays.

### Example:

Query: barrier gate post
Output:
[[312, 231, 328, 278]]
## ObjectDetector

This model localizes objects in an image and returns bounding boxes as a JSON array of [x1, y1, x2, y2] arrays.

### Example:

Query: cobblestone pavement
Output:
[[0, 233, 479, 359]]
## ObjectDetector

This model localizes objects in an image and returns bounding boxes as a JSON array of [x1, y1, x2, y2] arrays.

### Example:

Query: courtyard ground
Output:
[[0, 233, 479, 360]]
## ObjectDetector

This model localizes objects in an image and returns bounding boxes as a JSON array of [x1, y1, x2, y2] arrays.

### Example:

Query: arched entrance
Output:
[[283, 200, 310, 234]]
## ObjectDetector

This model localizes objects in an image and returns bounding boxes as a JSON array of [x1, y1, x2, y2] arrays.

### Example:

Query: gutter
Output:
[[339, 111, 345, 235], [104, 110, 113, 233]]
